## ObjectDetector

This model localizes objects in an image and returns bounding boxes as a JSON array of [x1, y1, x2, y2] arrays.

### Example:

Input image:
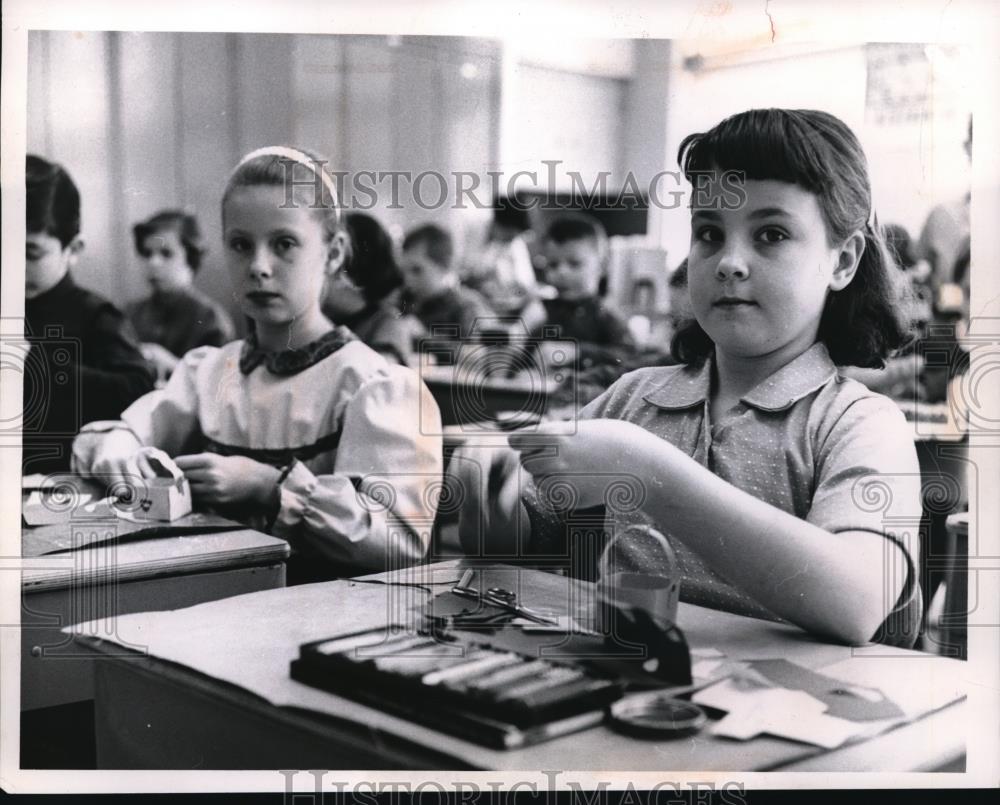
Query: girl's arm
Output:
[[72, 346, 209, 482], [622, 424, 910, 645], [511, 407, 920, 647], [271, 367, 443, 571]]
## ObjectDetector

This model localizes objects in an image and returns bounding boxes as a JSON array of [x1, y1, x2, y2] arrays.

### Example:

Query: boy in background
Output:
[[23, 154, 154, 473], [400, 223, 495, 354], [532, 214, 635, 368]]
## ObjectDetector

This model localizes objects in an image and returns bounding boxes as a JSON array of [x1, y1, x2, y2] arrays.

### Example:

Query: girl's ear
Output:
[[65, 235, 86, 268], [830, 229, 864, 291], [324, 231, 348, 275]]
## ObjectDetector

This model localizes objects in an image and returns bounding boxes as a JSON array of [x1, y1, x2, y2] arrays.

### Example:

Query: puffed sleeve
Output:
[[271, 366, 443, 570], [809, 393, 924, 644], [73, 345, 212, 471], [119, 346, 213, 453]]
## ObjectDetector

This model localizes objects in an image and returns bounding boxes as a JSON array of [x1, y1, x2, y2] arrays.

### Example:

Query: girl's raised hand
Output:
[[173, 453, 281, 508], [507, 419, 657, 510]]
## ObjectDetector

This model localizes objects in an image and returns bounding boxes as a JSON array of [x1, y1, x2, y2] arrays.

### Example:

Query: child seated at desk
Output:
[[323, 211, 415, 366], [127, 209, 236, 381], [23, 155, 154, 474], [400, 223, 496, 355], [73, 146, 442, 577], [462, 109, 923, 648], [531, 214, 637, 369]]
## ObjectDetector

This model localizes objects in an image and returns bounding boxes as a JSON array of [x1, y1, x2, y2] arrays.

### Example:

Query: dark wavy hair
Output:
[[26, 155, 80, 247], [402, 223, 454, 271], [672, 109, 912, 369], [133, 210, 206, 272], [343, 212, 402, 303]]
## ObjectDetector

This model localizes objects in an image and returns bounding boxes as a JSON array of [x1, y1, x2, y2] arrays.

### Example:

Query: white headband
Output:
[[235, 146, 341, 222]]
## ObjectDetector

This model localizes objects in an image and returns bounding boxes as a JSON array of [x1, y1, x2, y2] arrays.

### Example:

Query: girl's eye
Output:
[[274, 237, 298, 254], [694, 226, 721, 243], [228, 237, 251, 254], [757, 227, 788, 244]]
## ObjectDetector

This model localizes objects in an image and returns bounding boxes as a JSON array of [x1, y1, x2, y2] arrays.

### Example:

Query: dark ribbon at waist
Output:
[[203, 431, 342, 468]]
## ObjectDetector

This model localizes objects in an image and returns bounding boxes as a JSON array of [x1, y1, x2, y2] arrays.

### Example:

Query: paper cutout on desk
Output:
[[21, 473, 51, 490], [23, 466, 192, 528], [22, 512, 247, 557], [692, 657, 909, 749], [745, 658, 903, 722], [819, 656, 966, 719], [693, 678, 882, 749], [23, 490, 115, 525], [707, 687, 870, 749]]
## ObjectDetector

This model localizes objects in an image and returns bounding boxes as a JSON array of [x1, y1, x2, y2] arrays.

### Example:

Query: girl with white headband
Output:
[[73, 146, 443, 577]]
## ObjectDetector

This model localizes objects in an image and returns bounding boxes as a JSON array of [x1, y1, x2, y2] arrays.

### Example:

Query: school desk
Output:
[[71, 561, 967, 771], [420, 364, 558, 427], [20, 480, 290, 767]]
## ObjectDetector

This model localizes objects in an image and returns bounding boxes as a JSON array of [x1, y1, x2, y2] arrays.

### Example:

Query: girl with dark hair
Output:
[[74, 146, 442, 577], [322, 211, 414, 366], [128, 209, 235, 380], [498, 109, 923, 647]]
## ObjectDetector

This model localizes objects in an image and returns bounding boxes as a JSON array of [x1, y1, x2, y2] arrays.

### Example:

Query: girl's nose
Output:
[[714, 245, 750, 282], [248, 249, 272, 279]]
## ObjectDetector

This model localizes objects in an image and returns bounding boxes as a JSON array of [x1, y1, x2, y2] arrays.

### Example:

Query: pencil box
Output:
[[290, 627, 624, 749]]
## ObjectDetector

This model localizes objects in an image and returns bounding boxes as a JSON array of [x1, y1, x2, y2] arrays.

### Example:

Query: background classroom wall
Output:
[[27, 32, 970, 326], [656, 40, 973, 267], [27, 32, 506, 327]]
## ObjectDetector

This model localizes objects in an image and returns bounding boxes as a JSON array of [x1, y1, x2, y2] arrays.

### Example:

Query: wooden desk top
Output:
[[21, 479, 289, 592], [22, 528, 289, 592], [73, 561, 967, 771]]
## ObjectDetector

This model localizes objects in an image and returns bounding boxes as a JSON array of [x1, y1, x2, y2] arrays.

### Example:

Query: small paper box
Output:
[[131, 455, 192, 522]]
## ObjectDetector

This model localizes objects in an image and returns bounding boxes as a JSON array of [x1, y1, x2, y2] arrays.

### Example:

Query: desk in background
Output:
[[420, 364, 558, 427], [895, 399, 970, 658], [20, 480, 289, 768], [75, 561, 966, 771]]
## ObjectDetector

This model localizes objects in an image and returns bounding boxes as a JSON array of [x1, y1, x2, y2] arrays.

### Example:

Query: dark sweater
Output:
[[23, 273, 155, 473], [127, 285, 235, 357]]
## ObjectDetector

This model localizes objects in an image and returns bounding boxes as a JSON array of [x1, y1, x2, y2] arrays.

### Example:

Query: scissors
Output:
[[451, 570, 559, 626]]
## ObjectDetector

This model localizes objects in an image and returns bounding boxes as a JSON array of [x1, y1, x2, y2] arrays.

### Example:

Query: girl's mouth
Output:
[[714, 298, 756, 308], [246, 291, 281, 304]]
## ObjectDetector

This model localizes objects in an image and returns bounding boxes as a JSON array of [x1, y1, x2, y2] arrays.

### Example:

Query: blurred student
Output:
[[465, 203, 543, 328], [532, 214, 636, 366], [323, 212, 414, 366], [400, 223, 495, 352], [128, 210, 235, 380], [23, 155, 154, 474], [73, 146, 442, 577]]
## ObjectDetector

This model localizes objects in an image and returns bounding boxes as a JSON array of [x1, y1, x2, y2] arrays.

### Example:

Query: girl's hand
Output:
[[72, 427, 143, 485], [508, 419, 658, 510], [173, 453, 281, 508]]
